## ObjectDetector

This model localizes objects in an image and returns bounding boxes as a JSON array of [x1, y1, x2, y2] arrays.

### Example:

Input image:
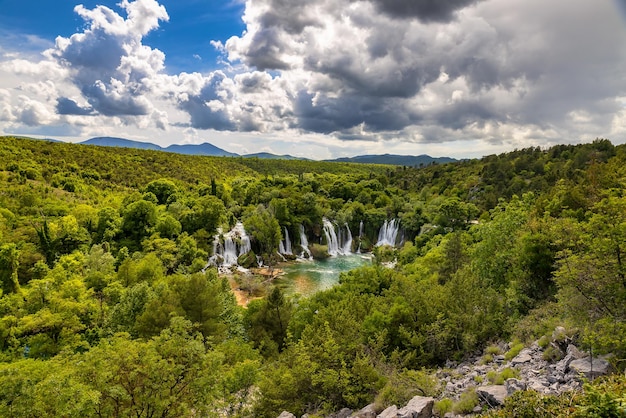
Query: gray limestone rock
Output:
[[376, 405, 398, 418], [352, 403, 377, 418], [278, 412, 296, 418], [567, 344, 584, 359], [511, 349, 533, 365], [477, 385, 508, 407], [505, 378, 527, 395], [332, 408, 353, 418], [396, 396, 434, 418], [569, 357, 612, 379]]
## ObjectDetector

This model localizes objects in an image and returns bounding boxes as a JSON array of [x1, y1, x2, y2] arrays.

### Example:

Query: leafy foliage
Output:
[[1, 136, 626, 416]]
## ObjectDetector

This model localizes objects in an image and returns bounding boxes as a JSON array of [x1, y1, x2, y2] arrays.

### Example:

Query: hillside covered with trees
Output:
[[0, 136, 625, 417]]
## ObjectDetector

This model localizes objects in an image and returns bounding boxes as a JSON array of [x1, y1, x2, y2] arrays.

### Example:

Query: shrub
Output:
[[486, 344, 502, 355], [480, 354, 494, 365], [434, 398, 453, 415], [453, 388, 479, 414], [505, 340, 524, 361], [537, 334, 551, 348], [542, 345, 563, 362]]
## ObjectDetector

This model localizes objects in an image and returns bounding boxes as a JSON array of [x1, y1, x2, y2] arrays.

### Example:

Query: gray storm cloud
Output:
[[3, 0, 625, 151]]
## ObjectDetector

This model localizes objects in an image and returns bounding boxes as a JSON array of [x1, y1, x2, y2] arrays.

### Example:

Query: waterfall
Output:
[[222, 236, 238, 266], [234, 222, 251, 256], [376, 219, 401, 247], [279, 227, 293, 255], [299, 224, 312, 258], [323, 218, 340, 256], [357, 220, 364, 253], [341, 223, 353, 254], [323, 218, 352, 256], [208, 222, 252, 267]]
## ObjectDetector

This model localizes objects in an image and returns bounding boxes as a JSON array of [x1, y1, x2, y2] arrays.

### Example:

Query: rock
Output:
[[376, 405, 398, 418], [569, 357, 612, 379], [511, 349, 533, 365], [552, 326, 567, 340], [396, 396, 434, 418], [555, 353, 576, 374], [566, 344, 584, 359], [352, 404, 376, 418], [332, 408, 353, 418], [278, 412, 296, 418], [477, 385, 508, 407], [505, 378, 526, 395]]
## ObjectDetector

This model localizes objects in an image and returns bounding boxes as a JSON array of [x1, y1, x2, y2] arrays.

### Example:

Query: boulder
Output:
[[277, 412, 296, 418], [566, 344, 585, 359], [396, 396, 434, 418], [511, 349, 533, 365], [505, 378, 527, 395], [332, 408, 353, 418], [569, 357, 612, 379], [376, 405, 398, 418], [477, 385, 508, 407], [352, 403, 377, 418], [555, 353, 576, 374]]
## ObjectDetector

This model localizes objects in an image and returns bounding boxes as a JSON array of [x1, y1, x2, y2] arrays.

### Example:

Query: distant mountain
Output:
[[81, 137, 161, 150], [80, 137, 234, 156], [242, 152, 307, 160], [329, 153, 457, 166], [164, 143, 236, 157]]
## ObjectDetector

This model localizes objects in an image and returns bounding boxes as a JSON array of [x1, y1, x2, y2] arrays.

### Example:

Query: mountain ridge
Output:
[[7, 135, 455, 165]]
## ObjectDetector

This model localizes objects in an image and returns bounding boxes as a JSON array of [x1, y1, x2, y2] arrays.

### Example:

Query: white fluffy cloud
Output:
[[1, 0, 625, 158]]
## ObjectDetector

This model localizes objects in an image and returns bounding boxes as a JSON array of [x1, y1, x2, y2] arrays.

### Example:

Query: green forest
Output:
[[0, 136, 625, 417]]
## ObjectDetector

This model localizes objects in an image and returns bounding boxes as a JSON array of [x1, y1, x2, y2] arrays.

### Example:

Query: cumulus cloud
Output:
[[363, 0, 484, 22], [47, 0, 168, 117], [2, 0, 626, 156], [211, 0, 626, 148], [56, 97, 94, 115]]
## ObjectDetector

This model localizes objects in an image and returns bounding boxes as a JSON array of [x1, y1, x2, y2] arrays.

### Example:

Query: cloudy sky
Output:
[[1, 0, 625, 159]]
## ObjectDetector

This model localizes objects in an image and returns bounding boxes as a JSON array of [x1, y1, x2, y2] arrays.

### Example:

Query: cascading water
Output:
[[208, 221, 252, 267], [299, 224, 312, 258], [357, 220, 364, 253], [376, 219, 401, 247], [323, 218, 352, 256], [323, 218, 340, 256], [340, 223, 353, 254], [279, 227, 293, 255]]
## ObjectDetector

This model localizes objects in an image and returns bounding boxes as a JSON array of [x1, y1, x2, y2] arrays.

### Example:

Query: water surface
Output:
[[275, 254, 372, 297]]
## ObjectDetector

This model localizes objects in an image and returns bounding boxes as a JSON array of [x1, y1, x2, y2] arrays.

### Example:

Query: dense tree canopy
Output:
[[0, 136, 625, 416]]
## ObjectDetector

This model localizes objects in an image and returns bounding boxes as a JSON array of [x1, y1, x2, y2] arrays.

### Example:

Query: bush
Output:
[[486, 344, 502, 355], [487, 368, 519, 385], [309, 244, 330, 259], [537, 334, 551, 348], [434, 398, 453, 415], [453, 388, 479, 414], [542, 345, 563, 362], [480, 354, 494, 365], [505, 340, 524, 361]]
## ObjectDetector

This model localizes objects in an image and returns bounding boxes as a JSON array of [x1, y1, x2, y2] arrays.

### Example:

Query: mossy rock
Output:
[[309, 244, 330, 259], [237, 251, 257, 268]]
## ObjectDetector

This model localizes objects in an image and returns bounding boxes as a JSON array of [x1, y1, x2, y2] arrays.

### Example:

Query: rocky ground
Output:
[[277, 327, 614, 418]]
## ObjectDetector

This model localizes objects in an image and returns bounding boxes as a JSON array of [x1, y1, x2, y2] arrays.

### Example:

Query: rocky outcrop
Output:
[[476, 386, 507, 407], [277, 330, 615, 418], [569, 357, 612, 379], [397, 396, 434, 418], [351, 403, 377, 418], [376, 405, 398, 418]]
